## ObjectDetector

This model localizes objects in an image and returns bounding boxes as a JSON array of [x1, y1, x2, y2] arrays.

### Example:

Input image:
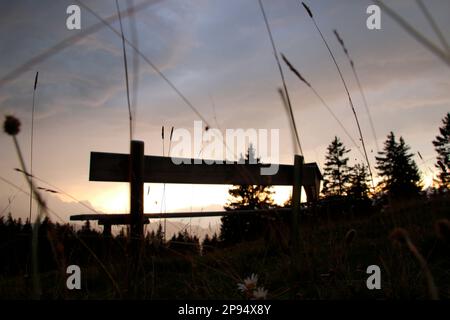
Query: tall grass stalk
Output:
[[416, 0, 450, 54], [281, 53, 365, 160], [416, 151, 434, 176], [29, 71, 38, 222], [168, 126, 175, 156], [0, 187, 21, 217], [14, 145, 44, 300], [374, 0, 450, 67], [1, 172, 122, 297], [77, 1, 257, 189], [301, 1, 374, 187], [209, 94, 221, 130], [277, 88, 297, 155], [127, 0, 141, 124], [161, 126, 167, 241], [163, 126, 175, 242], [435, 219, 450, 244], [0, 0, 157, 88], [259, 0, 303, 155], [5, 116, 46, 298], [115, 0, 133, 142], [390, 228, 439, 300], [333, 30, 379, 153], [5, 116, 123, 297], [14, 167, 100, 214], [77, 0, 211, 127], [79, 1, 256, 189]]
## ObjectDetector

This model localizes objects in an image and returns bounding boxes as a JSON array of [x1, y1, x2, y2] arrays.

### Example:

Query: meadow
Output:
[[0, 192, 448, 300]]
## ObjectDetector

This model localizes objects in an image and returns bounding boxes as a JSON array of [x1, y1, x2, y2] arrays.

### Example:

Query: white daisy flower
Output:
[[237, 273, 258, 292], [252, 287, 268, 300]]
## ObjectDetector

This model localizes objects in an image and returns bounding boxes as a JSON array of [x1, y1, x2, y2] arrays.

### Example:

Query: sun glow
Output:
[[422, 171, 437, 189], [89, 182, 300, 216], [84, 171, 437, 216], [90, 184, 129, 214]]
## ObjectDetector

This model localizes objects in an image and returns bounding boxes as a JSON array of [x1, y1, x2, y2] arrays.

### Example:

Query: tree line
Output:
[[220, 112, 450, 244], [0, 215, 210, 276], [0, 114, 448, 273]]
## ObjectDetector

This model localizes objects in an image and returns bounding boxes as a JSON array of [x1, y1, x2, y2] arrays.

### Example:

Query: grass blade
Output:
[[333, 29, 379, 152], [300, 1, 374, 187], [259, 0, 303, 155], [281, 53, 366, 159], [115, 0, 133, 142], [374, 0, 450, 67], [416, 0, 450, 55]]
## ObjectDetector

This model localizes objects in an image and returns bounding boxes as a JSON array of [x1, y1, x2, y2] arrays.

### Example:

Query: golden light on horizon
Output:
[[88, 183, 300, 215], [90, 184, 129, 214], [78, 166, 439, 217]]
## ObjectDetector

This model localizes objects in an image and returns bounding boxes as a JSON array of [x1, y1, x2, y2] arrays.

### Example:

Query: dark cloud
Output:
[[1, 0, 450, 223]]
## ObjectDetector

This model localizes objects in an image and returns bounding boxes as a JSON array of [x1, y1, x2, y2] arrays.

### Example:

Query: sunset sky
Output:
[[1, 0, 449, 231]]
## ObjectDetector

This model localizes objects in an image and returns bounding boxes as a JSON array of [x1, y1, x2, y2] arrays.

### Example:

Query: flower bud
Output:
[[4, 115, 21, 136]]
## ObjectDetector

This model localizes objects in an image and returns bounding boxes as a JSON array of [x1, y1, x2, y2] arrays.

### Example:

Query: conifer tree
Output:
[[376, 132, 421, 199], [347, 163, 371, 200], [432, 112, 450, 189], [220, 145, 276, 244], [321, 136, 351, 198]]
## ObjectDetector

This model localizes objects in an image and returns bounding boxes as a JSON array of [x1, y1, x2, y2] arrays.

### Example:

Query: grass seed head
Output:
[[301, 2, 313, 18], [389, 228, 409, 246], [435, 219, 450, 243], [4, 115, 21, 136]]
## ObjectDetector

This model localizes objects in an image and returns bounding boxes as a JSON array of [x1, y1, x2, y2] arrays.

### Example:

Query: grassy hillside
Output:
[[0, 194, 449, 300]]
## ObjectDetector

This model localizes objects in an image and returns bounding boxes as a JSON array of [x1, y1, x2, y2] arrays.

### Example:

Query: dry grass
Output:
[[390, 228, 439, 299], [301, 1, 374, 188], [281, 53, 365, 160], [333, 29, 379, 153], [259, 0, 303, 155], [374, 0, 450, 67], [1, 193, 448, 299]]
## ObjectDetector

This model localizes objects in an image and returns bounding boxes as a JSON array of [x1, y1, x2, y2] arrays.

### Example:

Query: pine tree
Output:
[[169, 230, 200, 255], [321, 136, 351, 198], [220, 145, 276, 244], [210, 233, 220, 248], [145, 230, 155, 245], [202, 233, 221, 254], [117, 227, 127, 242], [347, 163, 371, 200], [202, 234, 212, 255], [82, 220, 91, 232], [376, 132, 422, 199], [432, 112, 450, 190], [155, 223, 165, 245]]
